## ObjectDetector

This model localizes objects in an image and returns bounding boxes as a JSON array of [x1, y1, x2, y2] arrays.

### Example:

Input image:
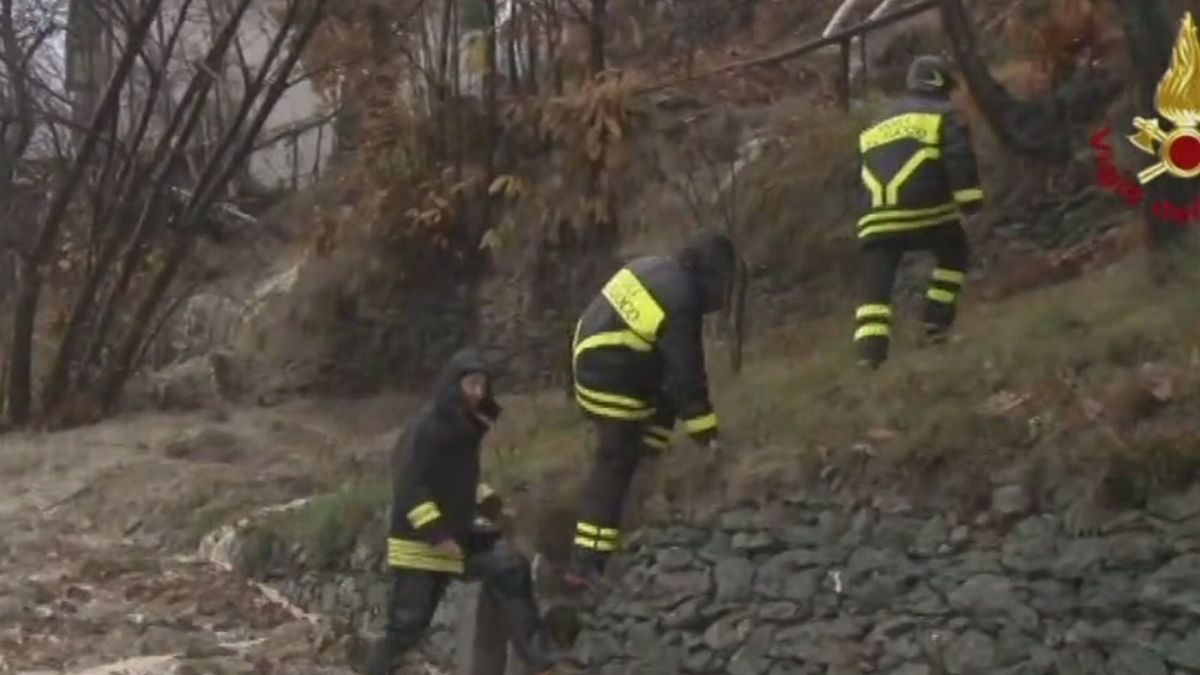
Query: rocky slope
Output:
[[230, 469, 1200, 675]]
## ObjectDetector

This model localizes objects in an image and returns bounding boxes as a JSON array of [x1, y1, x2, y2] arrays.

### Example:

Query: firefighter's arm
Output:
[[658, 307, 719, 444], [942, 110, 984, 215], [475, 482, 504, 521], [394, 423, 454, 545]]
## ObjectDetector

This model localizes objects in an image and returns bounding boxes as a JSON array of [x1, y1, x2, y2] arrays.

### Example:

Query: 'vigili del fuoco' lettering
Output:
[[1091, 128, 1145, 208]]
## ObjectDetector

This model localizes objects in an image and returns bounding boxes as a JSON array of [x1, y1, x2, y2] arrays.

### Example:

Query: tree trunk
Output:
[[97, 0, 330, 409], [939, 0, 1068, 162], [6, 0, 166, 426], [42, 0, 254, 415], [480, 0, 499, 242], [589, 0, 606, 76]]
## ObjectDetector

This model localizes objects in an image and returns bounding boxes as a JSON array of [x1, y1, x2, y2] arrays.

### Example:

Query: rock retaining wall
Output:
[[247, 482, 1200, 675]]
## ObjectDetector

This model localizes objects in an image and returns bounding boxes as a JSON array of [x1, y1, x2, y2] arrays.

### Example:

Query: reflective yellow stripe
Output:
[[855, 304, 892, 320], [927, 288, 956, 304], [476, 483, 495, 504], [575, 383, 650, 411], [574, 329, 654, 357], [858, 212, 960, 239], [577, 522, 619, 539], [885, 147, 942, 205], [601, 269, 666, 341], [574, 536, 617, 552], [855, 324, 890, 340], [683, 413, 718, 434], [932, 268, 965, 285], [646, 425, 672, 440], [387, 538, 464, 573], [861, 167, 883, 207], [643, 435, 670, 450], [407, 502, 441, 529], [859, 112, 942, 152], [576, 395, 657, 421], [954, 187, 983, 203], [857, 202, 958, 227]]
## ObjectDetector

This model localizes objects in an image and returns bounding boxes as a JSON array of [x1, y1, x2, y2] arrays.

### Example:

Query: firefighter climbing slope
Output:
[[566, 232, 735, 589], [363, 349, 572, 675], [853, 55, 985, 368]]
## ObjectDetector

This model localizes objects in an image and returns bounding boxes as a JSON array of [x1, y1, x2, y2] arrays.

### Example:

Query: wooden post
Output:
[[456, 583, 510, 675], [837, 38, 851, 109], [859, 32, 869, 97]]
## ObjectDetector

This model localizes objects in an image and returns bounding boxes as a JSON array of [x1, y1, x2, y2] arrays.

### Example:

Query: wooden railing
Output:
[[645, 0, 941, 108]]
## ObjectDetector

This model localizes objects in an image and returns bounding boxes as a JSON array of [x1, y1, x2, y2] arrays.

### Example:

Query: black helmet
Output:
[[906, 55, 958, 96], [677, 231, 736, 314]]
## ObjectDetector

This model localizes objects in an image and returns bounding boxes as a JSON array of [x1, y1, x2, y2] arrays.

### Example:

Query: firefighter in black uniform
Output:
[[363, 349, 568, 675], [853, 55, 985, 368], [565, 232, 735, 588]]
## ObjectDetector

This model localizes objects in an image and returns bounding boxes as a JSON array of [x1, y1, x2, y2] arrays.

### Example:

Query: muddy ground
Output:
[[0, 396, 436, 675]]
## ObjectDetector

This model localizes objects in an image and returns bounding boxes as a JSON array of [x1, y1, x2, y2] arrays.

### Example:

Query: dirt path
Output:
[[0, 396, 418, 675]]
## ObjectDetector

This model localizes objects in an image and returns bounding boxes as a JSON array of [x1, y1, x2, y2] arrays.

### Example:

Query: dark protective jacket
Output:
[[856, 92, 984, 242], [572, 255, 718, 440], [387, 349, 504, 574]]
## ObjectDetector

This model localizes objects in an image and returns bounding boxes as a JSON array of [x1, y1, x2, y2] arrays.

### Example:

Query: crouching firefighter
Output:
[[363, 349, 569, 675], [853, 55, 985, 368], [566, 232, 735, 589]]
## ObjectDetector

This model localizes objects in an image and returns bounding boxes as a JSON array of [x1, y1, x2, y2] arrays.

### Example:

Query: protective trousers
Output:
[[572, 397, 675, 577], [364, 540, 554, 675], [854, 223, 968, 367]]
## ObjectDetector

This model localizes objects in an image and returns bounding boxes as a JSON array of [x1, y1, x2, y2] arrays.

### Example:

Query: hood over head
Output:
[[433, 348, 502, 423], [677, 230, 737, 313], [906, 54, 958, 97]]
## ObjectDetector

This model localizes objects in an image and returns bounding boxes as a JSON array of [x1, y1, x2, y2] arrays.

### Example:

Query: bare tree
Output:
[[2, 0, 333, 428]]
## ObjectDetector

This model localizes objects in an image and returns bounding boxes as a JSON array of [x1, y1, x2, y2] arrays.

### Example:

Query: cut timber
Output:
[[455, 582, 531, 675]]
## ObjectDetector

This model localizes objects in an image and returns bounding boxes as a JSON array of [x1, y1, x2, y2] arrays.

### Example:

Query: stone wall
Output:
[[242, 480, 1200, 675]]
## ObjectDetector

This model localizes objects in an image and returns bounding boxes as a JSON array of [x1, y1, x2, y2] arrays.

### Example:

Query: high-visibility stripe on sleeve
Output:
[[407, 502, 442, 529], [953, 187, 983, 204], [932, 268, 965, 285], [683, 413, 718, 435], [574, 329, 654, 358], [855, 324, 890, 340], [927, 288, 956, 304], [387, 538, 464, 573], [642, 434, 670, 450]]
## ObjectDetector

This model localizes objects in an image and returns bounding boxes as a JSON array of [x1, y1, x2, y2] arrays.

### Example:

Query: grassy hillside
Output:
[[257, 241, 1200, 568]]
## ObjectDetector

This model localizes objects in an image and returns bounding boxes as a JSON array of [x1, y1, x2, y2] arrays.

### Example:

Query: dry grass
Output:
[[477, 248, 1200, 517]]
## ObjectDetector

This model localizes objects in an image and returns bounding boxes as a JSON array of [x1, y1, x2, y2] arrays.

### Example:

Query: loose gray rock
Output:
[[1108, 645, 1168, 675], [948, 575, 1039, 631], [1002, 516, 1059, 574], [757, 601, 803, 622], [727, 626, 775, 675], [755, 552, 824, 602], [992, 484, 1032, 517], [943, 630, 997, 675], [1168, 629, 1200, 670], [715, 557, 756, 602], [911, 515, 949, 557]]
